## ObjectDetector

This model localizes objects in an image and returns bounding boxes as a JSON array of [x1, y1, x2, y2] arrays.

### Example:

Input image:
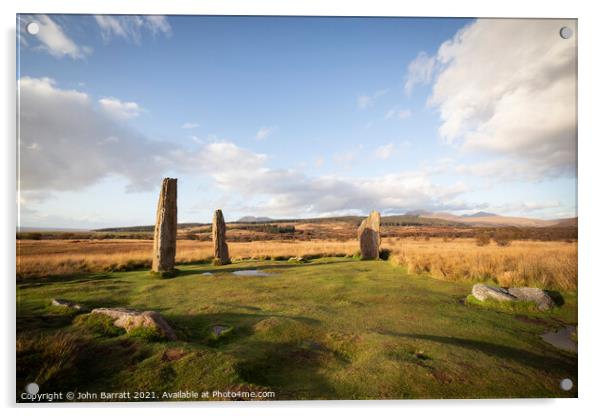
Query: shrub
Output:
[[379, 248, 391, 260], [475, 233, 491, 246], [493, 233, 512, 247]]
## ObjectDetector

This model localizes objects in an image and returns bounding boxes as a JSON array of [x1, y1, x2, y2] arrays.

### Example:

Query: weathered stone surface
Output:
[[472, 284, 516, 302], [357, 211, 381, 260], [472, 284, 556, 311], [152, 178, 177, 274], [51, 298, 83, 310], [212, 209, 230, 265], [91, 307, 177, 340], [508, 287, 555, 311]]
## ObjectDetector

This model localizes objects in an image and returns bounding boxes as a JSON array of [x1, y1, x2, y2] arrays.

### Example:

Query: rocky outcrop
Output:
[[152, 178, 177, 275], [91, 308, 177, 340], [471, 283, 555, 311], [212, 209, 230, 265], [358, 211, 381, 260]]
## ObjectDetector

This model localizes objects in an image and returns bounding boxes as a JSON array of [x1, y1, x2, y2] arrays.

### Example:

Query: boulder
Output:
[[471, 284, 555, 311], [152, 178, 178, 275], [91, 308, 177, 340], [51, 298, 83, 310], [472, 284, 516, 302], [212, 209, 230, 265], [508, 287, 555, 311], [358, 211, 381, 260]]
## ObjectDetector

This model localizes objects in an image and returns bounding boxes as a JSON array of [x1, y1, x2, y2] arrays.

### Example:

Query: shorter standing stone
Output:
[[212, 209, 230, 265], [358, 211, 381, 260]]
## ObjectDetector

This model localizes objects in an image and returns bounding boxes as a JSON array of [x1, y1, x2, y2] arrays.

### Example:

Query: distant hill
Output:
[[423, 212, 576, 227], [236, 216, 274, 223], [462, 211, 498, 218]]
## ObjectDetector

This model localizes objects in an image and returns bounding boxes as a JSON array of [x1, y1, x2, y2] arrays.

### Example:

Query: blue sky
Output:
[[17, 15, 577, 228]]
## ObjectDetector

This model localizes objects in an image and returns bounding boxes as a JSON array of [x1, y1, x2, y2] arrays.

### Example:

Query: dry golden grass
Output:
[[386, 238, 577, 291], [16, 239, 358, 279], [16, 237, 577, 291]]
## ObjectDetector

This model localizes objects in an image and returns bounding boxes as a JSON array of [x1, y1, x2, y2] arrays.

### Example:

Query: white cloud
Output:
[[428, 19, 577, 178], [404, 51, 436, 95], [181, 122, 199, 129], [22, 15, 91, 59], [385, 108, 412, 120], [99, 97, 143, 120], [94, 15, 171, 43], [374, 143, 395, 160], [18, 77, 171, 192], [256, 126, 277, 140], [357, 89, 388, 109]]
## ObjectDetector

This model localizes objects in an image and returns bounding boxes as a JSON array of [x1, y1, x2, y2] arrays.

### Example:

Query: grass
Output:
[[16, 257, 577, 401], [389, 238, 577, 291], [17, 238, 577, 291]]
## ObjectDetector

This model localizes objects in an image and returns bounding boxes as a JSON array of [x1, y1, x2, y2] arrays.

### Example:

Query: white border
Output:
[[3, 1, 601, 415]]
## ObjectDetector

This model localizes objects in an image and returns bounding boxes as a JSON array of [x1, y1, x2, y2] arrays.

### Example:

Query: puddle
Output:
[[201, 272, 213, 276], [212, 325, 229, 336], [541, 325, 577, 353], [232, 270, 271, 277], [210, 324, 233, 340]]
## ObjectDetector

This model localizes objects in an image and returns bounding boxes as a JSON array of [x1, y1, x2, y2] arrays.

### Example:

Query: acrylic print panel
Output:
[[16, 15, 577, 402]]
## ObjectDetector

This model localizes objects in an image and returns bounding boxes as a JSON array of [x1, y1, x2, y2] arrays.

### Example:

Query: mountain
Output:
[[462, 211, 498, 218], [236, 216, 274, 223], [423, 212, 575, 227]]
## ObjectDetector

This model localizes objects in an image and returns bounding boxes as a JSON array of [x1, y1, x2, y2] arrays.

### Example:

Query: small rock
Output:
[[51, 298, 83, 310], [91, 307, 177, 340]]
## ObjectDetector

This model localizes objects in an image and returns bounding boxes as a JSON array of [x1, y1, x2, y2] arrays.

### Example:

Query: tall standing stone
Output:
[[151, 178, 177, 275], [212, 209, 230, 265], [358, 211, 381, 260]]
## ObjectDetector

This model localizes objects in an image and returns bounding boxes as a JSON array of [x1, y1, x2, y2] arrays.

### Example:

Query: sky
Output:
[[17, 15, 578, 229]]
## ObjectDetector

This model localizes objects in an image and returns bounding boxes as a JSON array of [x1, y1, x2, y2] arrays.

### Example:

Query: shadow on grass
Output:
[[158, 311, 320, 343], [381, 331, 577, 373], [17, 272, 119, 287], [233, 339, 339, 399]]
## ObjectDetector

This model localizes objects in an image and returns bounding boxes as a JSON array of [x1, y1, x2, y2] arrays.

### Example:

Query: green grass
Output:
[[16, 257, 577, 401]]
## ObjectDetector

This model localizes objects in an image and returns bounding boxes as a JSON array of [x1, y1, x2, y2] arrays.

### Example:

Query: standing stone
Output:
[[358, 211, 381, 260], [151, 178, 177, 276], [212, 209, 230, 265]]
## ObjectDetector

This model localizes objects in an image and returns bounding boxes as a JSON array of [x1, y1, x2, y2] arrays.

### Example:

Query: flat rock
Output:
[[51, 298, 83, 310], [91, 307, 177, 340], [471, 284, 556, 311], [508, 287, 555, 311], [472, 284, 516, 302]]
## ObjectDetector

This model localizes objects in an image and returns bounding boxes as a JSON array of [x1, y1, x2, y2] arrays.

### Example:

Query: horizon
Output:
[[17, 15, 577, 228]]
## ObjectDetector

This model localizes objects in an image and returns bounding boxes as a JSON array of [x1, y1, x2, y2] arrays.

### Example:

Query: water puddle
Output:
[[541, 325, 577, 353], [232, 270, 272, 277], [201, 272, 213, 276]]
